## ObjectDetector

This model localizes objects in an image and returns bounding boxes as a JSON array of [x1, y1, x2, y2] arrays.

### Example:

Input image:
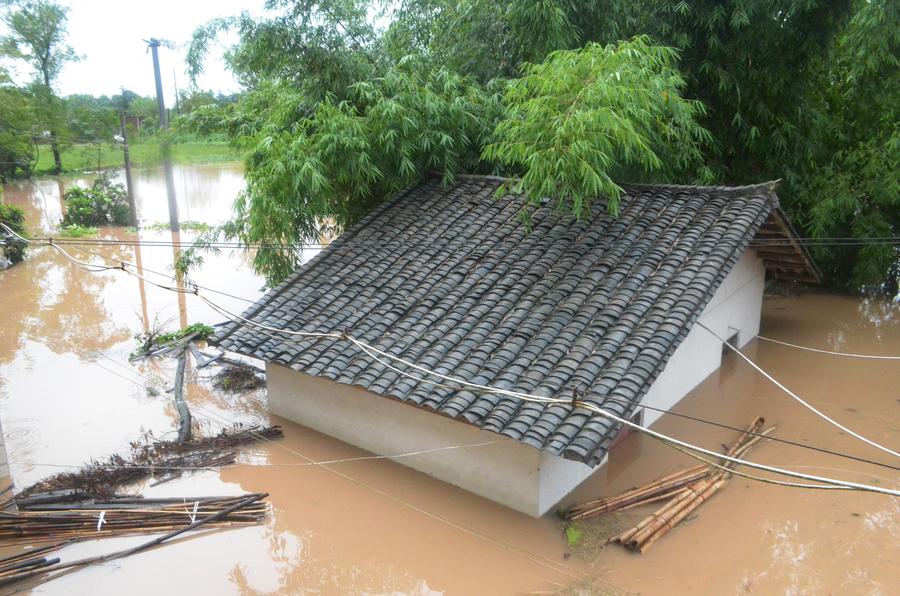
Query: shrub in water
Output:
[[0, 203, 27, 263], [62, 174, 130, 227]]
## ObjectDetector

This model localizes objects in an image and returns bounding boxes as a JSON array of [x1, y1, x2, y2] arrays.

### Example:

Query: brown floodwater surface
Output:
[[1, 167, 898, 595]]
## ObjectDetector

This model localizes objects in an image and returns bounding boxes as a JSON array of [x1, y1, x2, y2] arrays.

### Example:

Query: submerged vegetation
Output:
[[61, 174, 129, 226], [144, 220, 213, 233], [56, 223, 98, 237], [0, 203, 27, 263], [132, 322, 215, 359]]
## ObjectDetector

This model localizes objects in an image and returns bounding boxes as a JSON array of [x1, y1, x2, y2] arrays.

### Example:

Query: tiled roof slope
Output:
[[215, 175, 794, 465]]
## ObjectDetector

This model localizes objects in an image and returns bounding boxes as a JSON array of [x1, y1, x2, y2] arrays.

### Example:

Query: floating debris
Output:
[[16, 426, 283, 502], [564, 417, 773, 553], [213, 364, 267, 392], [0, 493, 268, 589], [0, 427, 284, 589]]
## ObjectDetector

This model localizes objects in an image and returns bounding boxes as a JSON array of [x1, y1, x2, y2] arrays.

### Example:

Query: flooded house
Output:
[[213, 174, 819, 517]]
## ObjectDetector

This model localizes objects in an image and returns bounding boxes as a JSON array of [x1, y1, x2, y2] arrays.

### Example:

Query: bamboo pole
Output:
[[565, 464, 709, 520], [0, 493, 268, 588], [608, 416, 773, 553]]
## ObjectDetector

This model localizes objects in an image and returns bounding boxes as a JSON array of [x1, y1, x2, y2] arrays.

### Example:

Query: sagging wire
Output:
[[699, 322, 900, 459], [8, 222, 900, 497], [753, 333, 900, 361], [350, 336, 899, 495], [9, 440, 498, 471]]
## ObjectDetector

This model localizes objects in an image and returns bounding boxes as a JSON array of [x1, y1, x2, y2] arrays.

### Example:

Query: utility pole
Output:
[[173, 69, 180, 116], [120, 111, 138, 227], [146, 38, 179, 231], [148, 39, 168, 129]]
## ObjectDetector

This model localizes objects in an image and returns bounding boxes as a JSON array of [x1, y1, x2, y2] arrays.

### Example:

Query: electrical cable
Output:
[[14, 234, 900, 251], [752, 333, 900, 361], [700, 322, 900, 459], [6, 223, 899, 496]]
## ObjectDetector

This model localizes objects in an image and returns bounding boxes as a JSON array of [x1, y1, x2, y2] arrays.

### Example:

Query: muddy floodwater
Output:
[[1, 164, 898, 595]]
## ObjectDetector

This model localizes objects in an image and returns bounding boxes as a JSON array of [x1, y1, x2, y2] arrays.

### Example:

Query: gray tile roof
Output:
[[214, 175, 813, 465]]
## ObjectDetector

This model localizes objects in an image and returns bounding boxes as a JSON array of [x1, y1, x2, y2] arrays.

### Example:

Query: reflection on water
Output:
[[2, 163, 248, 233], [1, 167, 899, 594]]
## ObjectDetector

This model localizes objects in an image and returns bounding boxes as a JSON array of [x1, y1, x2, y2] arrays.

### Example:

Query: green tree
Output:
[[1, 0, 79, 174], [0, 84, 36, 179], [485, 37, 711, 217], [802, 0, 899, 290], [64, 93, 118, 141], [185, 0, 899, 290]]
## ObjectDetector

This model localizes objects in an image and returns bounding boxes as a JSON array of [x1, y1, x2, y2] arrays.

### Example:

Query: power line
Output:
[[18, 234, 900, 251], [13, 223, 900, 472], [752, 333, 900, 361], [599, 397, 900, 472], [5, 222, 899, 496], [700, 322, 900, 459], [9, 441, 498, 471], [65, 242, 258, 304], [1, 127, 116, 145]]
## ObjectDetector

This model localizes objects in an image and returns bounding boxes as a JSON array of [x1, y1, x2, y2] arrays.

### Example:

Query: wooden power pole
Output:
[[120, 112, 138, 227]]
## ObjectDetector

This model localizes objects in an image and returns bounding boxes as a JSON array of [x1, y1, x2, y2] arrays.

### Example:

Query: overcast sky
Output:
[[3, 0, 267, 104]]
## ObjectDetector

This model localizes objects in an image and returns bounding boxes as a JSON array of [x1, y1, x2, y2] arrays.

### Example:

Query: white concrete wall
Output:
[[641, 250, 765, 427], [268, 364, 595, 516], [267, 250, 765, 517]]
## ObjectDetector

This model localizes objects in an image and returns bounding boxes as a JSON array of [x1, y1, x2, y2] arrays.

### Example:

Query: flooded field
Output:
[[1, 165, 898, 594]]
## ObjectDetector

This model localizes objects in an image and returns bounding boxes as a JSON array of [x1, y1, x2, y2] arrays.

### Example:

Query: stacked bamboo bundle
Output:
[[564, 416, 773, 553], [0, 494, 269, 546], [565, 464, 709, 520], [0, 542, 70, 583], [0, 493, 268, 589]]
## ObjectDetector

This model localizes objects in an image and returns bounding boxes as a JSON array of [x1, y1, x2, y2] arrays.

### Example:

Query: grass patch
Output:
[[562, 515, 628, 563], [34, 142, 240, 174], [57, 223, 99, 238]]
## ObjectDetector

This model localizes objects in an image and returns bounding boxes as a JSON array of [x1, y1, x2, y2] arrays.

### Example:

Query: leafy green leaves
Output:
[[182, 63, 500, 285], [0, 203, 27, 263], [485, 37, 711, 217], [184, 0, 898, 290], [62, 174, 130, 227]]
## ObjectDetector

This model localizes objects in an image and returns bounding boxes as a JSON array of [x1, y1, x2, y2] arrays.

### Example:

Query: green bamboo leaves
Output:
[[484, 37, 711, 217]]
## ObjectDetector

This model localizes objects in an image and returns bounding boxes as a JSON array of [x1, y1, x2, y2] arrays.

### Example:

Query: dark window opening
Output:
[[722, 330, 739, 358]]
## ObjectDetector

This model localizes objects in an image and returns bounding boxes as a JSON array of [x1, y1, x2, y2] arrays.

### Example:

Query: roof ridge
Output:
[[622, 179, 781, 195], [439, 172, 781, 196]]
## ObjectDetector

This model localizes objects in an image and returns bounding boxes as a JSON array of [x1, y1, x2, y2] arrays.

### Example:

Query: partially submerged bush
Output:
[[0, 203, 27, 263], [145, 220, 212, 233], [62, 174, 130, 227], [57, 223, 99, 238]]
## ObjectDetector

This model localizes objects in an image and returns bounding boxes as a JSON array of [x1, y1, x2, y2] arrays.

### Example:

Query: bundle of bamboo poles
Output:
[[0, 494, 269, 546], [0, 541, 71, 584], [565, 464, 710, 521], [0, 493, 268, 589], [564, 416, 773, 553]]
